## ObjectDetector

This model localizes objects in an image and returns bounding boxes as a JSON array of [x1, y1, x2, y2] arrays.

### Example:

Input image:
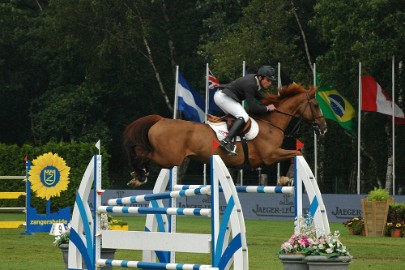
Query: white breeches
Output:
[[214, 90, 249, 122]]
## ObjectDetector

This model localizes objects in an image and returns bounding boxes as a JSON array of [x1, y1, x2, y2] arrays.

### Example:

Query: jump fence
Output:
[[68, 155, 249, 270], [68, 154, 330, 270], [0, 175, 27, 229]]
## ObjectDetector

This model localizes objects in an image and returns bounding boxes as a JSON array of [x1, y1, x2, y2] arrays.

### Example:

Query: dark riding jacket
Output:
[[219, 74, 268, 114]]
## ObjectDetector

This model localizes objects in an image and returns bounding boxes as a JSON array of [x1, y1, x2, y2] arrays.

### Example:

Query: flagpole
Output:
[[171, 65, 180, 263], [204, 64, 210, 185], [357, 62, 362, 195], [392, 56, 395, 196], [174, 65, 179, 119], [240, 61, 246, 186], [205, 63, 209, 121], [277, 62, 281, 181], [313, 63, 318, 181]]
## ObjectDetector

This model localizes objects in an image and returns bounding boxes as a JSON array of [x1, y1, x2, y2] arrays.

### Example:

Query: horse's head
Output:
[[262, 84, 327, 136], [296, 86, 327, 135]]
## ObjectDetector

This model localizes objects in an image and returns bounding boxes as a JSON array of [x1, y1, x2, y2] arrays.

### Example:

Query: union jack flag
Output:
[[207, 69, 223, 114], [208, 69, 219, 89]]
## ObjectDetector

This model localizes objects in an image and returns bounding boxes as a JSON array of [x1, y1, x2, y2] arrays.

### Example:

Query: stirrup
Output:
[[220, 140, 237, 156]]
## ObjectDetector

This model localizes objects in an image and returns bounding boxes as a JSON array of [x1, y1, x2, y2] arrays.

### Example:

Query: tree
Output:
[[311, 0, 405, 193], [0, 1, 49, 144]]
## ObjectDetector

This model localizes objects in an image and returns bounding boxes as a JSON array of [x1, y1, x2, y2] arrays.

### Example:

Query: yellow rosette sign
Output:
[[29, 152, 70, 200]]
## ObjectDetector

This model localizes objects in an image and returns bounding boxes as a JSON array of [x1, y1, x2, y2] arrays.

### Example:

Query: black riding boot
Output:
[[220, 117, 245, 156]]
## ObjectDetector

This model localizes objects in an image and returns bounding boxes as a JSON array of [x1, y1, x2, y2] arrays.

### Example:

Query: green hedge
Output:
[[388, 203, 405, 224], [0, 142, 110, 212]]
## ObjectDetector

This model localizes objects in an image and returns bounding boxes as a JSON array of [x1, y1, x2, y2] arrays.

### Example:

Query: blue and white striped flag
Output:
[[177, 72, 205, 122]]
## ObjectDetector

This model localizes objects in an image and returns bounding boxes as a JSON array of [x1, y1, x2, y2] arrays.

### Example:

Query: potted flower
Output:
[[386, 222, 403, 238], [386, 202, 405, 237], [279, 215, 352, 270], [279, 233, 315, 270], [53, 225, 71, 249], [361, 188, 393, 237], [278, 215, 318, 270], [54, 214, 115, 270], [343, 216, 364, 235], [302, 231, 352, 269]]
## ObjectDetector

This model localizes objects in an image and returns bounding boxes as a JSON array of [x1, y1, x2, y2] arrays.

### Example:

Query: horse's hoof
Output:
[[127, 178, 148, 188], [277, 176, 294, 186]]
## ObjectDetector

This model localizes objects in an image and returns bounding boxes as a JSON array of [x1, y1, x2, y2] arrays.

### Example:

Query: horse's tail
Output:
[[123, 114, 162, 172]]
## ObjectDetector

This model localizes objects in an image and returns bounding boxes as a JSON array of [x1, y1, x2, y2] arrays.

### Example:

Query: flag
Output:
[[95, 140, 100, 150], [296, 139, 304, 151], [212, 140, 220, 154], [177, 72, 205, 122], [361, 75, 404, 118], [388, 115, 405, 125], [316, 85, 356, 131], [95, 140, 101, 154], [208, 69, 222, 114]]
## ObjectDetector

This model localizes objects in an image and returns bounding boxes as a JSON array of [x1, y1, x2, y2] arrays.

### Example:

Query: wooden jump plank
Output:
[[0, 221, 25, 228], [102, 230, 211, 253], [0, 207, 25, 213], [0, 192, 26, 199], [0, 176, 25, 180]]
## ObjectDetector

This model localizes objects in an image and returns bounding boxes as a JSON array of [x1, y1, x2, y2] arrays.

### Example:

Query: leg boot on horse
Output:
[[220, 117, 245, 156], [127, 168, 149, 188]]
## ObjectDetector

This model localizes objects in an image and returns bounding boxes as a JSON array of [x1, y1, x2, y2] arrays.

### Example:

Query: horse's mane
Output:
[[261, 83, 316, 105]]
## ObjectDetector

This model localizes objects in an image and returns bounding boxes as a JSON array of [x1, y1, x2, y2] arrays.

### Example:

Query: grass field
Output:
[[0, 213, 404, 269]]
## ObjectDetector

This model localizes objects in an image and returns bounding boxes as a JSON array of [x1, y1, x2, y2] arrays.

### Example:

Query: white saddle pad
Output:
[[207, 117, 259, 141]]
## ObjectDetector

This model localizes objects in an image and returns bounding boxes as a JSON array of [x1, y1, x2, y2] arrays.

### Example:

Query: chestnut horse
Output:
[[123, 84, 327, 187]]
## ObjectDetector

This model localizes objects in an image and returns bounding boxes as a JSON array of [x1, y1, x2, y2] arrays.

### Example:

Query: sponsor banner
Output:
[[89, 190, 405, 223]]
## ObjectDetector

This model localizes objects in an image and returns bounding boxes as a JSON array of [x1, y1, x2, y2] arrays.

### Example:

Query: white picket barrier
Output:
[[67, 154, 329, 270], [294, 156, 330, 235], [68, 155, 248, 270], [142, 155, 330, 269], [170, 156, 330, 236]]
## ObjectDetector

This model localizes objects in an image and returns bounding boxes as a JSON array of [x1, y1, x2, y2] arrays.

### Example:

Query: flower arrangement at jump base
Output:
[[300, 231, 350, 258], [53, 223, 72, 247], [54, 214, 118, 269], [107, 214, 129, 230], [278, 215, 352, 270]]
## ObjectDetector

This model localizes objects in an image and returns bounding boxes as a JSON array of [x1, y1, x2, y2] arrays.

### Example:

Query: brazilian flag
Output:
[[316, 85, 356, 132]]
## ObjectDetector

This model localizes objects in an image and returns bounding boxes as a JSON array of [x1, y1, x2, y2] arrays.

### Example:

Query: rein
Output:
[[255, 117, 286, 134], [257, 93, 323, 137]]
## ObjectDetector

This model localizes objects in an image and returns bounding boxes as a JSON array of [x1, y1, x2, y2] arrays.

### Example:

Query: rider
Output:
[[214, 65, 277, 155]]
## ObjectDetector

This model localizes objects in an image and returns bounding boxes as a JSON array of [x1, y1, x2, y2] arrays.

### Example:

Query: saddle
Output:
[[207, 114, 257, 169], [207, 114, 252, 135]]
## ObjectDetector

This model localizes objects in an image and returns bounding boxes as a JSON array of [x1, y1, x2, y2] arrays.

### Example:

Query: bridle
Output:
[[256, 92, 325, 136]]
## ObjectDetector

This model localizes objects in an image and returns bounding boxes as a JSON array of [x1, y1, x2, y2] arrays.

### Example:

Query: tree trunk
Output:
[[132, 3, 174, 113], [160, 0, 178, 75], [291, 0, 313, 72]]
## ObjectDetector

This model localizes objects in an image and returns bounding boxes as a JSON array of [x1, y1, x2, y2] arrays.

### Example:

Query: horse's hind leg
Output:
[[125, 145, 150, 188], [127, 156, 150, 188]]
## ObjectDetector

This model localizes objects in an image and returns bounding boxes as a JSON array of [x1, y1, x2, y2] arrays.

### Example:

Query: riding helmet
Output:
[[257, 65, 277, 81]]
